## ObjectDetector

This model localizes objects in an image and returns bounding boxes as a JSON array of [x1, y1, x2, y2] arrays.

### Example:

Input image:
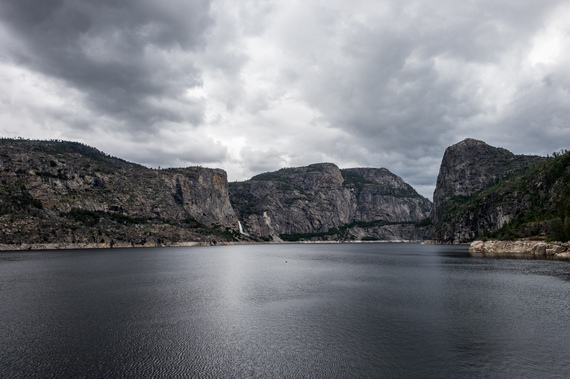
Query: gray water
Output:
[[1, 243, 569, 378]]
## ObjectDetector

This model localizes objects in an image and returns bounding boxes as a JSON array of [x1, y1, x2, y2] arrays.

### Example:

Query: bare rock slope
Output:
[[229, 163, 432, 241], [0, 139, 239, 248], [429, 138, 570, 244]]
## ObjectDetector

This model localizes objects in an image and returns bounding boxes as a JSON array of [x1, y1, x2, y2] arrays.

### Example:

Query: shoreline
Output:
[[0, 241, 207, 252], [0, 239, 430, 252], [469, 239, 570, 260], [4, 239, 569, 261]]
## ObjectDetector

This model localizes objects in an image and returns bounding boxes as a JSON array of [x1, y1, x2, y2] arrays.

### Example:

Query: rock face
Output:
[[0, 139, 239, 248], [431, 139, 545, 243], [229, 163, 432, 241], [14, 137, 565, 249], [469, 240, 570, 260], [429, 138, 570, 245]]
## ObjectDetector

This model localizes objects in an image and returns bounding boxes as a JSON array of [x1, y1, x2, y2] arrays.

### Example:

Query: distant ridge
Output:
[[229, 163, 432, 242], [0, 138, 239, 249], [3, 137, 567, 250]]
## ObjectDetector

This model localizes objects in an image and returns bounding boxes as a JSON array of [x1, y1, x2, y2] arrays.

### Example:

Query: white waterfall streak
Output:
[[238, 221, 250, 236]]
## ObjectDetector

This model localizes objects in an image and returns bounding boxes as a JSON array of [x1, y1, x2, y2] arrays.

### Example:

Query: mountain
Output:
[[11, 137, 564, 250], [229, 163, 432, 241], [430, 138, 570, 244], [0, 139, 239, 249]]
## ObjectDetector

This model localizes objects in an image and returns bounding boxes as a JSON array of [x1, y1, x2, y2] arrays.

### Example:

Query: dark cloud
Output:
[[484, 65, 570, 156], [0, 0, 212, 129], [257, 0, 570, 197], [1, 0, 570, 199]]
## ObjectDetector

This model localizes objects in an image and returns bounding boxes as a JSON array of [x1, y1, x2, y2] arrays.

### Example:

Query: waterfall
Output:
[[238, 221, 250, 236]]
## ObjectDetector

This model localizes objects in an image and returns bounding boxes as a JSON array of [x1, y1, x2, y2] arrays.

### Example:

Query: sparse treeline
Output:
[[0, 137, 130, 165]]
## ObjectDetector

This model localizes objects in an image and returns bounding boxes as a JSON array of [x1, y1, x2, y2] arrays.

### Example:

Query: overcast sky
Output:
[[1, 0, 569, 199]]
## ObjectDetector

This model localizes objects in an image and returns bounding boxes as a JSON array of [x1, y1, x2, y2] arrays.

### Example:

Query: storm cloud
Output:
[[1, 0, 569, 198]]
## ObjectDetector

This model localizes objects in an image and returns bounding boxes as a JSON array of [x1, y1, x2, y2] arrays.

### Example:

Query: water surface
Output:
[[1, 243, 569, 378]]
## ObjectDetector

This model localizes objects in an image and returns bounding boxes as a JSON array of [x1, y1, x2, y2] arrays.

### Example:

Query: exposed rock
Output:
[[12, 137, 566, 250], [469, 239, 570, 259], [431, 139, 545, 243], [0, 139, 240, 249], [347, 224, 431, 242], [0, 241, 205, 251], [229, 163, 432, 241]]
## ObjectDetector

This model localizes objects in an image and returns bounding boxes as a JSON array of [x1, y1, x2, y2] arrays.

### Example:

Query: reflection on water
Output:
[[1, 243, 569, 378]]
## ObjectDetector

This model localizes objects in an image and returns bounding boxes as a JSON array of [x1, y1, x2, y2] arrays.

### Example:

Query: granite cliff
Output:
[[0, 139, 239, 249], [229, 163, 432, 241], [11, 137, 565, 250], [430, 138, 570, 244]]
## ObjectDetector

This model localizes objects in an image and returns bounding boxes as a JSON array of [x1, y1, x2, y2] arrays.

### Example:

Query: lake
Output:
[[1, 243, 569, 378]]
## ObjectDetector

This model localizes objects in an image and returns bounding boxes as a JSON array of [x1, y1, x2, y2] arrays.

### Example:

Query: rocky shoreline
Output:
[[0, 238, 430, 252], [3, 239, 570, 262], [0, 241, 212, 251], [469, 239, 570, 260]]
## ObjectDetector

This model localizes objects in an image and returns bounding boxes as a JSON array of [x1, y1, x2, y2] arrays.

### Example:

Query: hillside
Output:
[[229, 163, 432, 242], [0, 139, 240, 249], [430, 139, 569, 243], [5, 137, 565, 250]]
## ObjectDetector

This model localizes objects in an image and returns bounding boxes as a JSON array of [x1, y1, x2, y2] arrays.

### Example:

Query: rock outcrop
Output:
[[0, 139, 240, 248], [229, 163, 432, 241], [430, 139, 545, 243], [430, 138, 570, 247], [11, 137, 565, 250], [469, 239, 570, 260]]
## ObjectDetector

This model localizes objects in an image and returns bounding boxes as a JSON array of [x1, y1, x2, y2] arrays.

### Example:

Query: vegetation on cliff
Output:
[[0, 139, 241, 248], [430, 139, 569, 243], [6, 137, 566, 249], [229, 163, 432, 241], [481, 149, 570, 242], [279, 219, 432, 242]]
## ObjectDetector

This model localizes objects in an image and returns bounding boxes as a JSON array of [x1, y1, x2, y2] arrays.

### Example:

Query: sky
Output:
[[1, 0, 569, 199]]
